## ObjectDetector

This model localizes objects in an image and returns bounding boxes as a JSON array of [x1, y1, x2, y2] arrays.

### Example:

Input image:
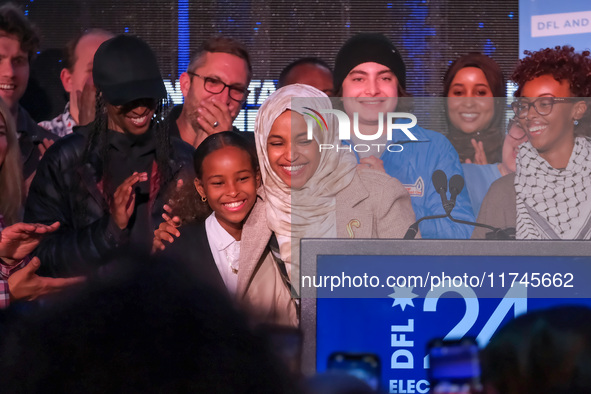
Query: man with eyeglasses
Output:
[[169, 36, 252, 149]]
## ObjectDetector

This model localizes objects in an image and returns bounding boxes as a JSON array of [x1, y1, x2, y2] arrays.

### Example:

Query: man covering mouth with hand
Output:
[[168, 36, 253, 149]]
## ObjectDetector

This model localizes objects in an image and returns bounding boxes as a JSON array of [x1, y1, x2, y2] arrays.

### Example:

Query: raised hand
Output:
[[110, 172, 148, 230], [8, 257, 85, 301], [77, 79, 97, 126], [197, 97, 234, 135], [37, 138, 55, 157], [152, 213, 181, 253], [0, 222, 61, 264], [465, 138, 488, 165]]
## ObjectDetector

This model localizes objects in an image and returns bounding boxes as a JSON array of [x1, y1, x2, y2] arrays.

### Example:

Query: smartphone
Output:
[[427, 337, 481, 394], [327, 352, 380, 390]]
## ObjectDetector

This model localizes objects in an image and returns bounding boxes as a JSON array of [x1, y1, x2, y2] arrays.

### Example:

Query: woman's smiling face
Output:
[[266, 110, 321, 189], [447, 66, 495, 134], [517, 75, 582, 162]]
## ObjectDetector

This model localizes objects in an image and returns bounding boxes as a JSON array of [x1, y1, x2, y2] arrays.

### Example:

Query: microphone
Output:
[[403, 170, 454, 239], [403, 170, 516, 239], [448, 174, 464, 211], [432, 170, 454, 215], [432, 169, 448, 209]]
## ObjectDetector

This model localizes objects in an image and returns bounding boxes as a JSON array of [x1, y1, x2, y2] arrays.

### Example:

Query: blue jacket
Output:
[[344, 124, 475, 239]]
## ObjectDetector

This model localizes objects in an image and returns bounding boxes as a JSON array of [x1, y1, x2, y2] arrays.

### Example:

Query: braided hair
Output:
[[77, 92, 173, 216]]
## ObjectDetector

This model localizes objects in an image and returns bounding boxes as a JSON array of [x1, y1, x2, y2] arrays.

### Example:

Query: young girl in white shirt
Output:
[[157, 131, 297, 326]]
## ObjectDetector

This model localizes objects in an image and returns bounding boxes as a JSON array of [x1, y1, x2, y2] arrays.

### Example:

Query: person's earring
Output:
[[201, 196, 207, 202], [574, 119, 580, 126]]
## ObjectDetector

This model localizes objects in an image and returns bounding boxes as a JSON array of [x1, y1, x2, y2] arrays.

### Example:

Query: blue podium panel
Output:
[[300, 240, 591, 393], [316, 297, 591, 393]]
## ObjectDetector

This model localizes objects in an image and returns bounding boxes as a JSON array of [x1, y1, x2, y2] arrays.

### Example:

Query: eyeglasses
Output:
[[511, 97, 574, 119], [187, 72, 249, 102]]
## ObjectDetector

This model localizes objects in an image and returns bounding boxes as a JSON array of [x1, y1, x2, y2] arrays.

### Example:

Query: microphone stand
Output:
[[446, 174, 515, 239], [403, 214, 450, 239], [403, 171, 515, 240]]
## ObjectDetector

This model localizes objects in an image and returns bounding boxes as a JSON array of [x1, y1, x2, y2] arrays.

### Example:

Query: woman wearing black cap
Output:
[[24, 35, 194, 277], [333, 33, 475, 239]]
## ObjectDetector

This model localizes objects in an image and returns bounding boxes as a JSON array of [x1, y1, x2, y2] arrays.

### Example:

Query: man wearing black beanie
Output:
[[334, 33, 475, 239], [24, 35, 194, 277]]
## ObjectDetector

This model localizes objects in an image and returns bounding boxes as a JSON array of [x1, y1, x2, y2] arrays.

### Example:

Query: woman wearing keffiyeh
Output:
[[474, 46, 591, 239]]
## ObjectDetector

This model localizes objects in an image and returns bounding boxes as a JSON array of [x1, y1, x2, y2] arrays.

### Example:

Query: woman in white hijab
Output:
[[254, 84, 416, 280]]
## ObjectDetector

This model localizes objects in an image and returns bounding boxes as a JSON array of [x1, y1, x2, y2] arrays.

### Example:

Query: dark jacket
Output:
[[166, 104, 254, 145], [24, 122, 195, 277], [17, 106, 58, 179], [162, 221, 228, 293]]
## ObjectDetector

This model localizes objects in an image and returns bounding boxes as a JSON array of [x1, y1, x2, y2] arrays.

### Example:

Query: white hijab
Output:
[[254, 84, 358, 274]]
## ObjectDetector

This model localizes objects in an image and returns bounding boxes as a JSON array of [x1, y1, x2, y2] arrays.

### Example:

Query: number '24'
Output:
[[422, 285, 527, 368]]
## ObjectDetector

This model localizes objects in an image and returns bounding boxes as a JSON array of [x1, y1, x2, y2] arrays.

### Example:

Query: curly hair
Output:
[[512, 46, 591, 97], [443, 53, 506, 163], [0, 3, 39, 60], [512, 46, 591, 137]]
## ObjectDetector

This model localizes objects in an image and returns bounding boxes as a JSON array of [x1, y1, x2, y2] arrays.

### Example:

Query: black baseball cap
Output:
[[93, 35, 167, 105]]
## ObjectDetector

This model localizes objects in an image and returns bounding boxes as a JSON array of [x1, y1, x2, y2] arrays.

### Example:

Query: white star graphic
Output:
[[388, 286, 419, 311]]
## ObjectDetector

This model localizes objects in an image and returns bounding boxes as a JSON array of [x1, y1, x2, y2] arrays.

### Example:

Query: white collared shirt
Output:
[[205, 213, 240, 295]]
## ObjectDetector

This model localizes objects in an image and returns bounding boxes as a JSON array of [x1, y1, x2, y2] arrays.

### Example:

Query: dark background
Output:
[[7, 0, 519, 129]]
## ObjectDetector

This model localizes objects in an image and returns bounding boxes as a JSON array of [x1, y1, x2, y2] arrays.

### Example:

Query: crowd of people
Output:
[[1, 1, 591, 391]]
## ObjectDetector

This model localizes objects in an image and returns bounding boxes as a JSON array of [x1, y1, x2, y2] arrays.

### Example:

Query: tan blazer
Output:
[[238, 193, 298, 327], [239, 169, 415, 326], [335, 168, 416, 238]]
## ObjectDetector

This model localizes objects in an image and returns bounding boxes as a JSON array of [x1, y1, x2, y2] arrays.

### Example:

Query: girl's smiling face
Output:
[[195, 145, 260, 240]]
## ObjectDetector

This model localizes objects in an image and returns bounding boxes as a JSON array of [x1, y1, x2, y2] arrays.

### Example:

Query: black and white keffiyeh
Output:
[[515, 137, 591, 239]]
